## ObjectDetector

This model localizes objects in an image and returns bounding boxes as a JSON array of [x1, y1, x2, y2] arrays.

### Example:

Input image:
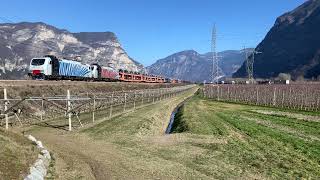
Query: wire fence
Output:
[[203, 84, 320, 112], [0, 85, 195, 131]]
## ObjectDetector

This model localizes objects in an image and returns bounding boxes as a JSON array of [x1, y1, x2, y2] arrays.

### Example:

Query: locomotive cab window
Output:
[[31, 59, 45, 66]]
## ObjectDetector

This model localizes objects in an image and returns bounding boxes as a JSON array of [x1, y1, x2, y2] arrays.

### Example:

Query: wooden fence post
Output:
[[67, 90, 72, 131], [4, 88, 9, 130]]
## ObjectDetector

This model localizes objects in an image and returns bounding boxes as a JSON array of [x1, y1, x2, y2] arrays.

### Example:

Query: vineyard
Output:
[[0, 85, 195, 131], [203, 84, 320, 111]]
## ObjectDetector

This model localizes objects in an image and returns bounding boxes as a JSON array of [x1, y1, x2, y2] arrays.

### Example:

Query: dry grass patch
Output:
[[22, 87, 320, 179], [0, 129, 38, 179], [252, 109, 320, 122]]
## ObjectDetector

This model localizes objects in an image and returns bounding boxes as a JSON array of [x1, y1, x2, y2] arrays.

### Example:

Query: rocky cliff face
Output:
[[0, 22, 143, 79], [233, 0, 320, 80], [147, 49, 250, 82]]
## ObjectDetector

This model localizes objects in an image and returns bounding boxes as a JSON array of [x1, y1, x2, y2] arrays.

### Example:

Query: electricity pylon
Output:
[[211, 25, 224, 83], [243, 46, 261, 83]]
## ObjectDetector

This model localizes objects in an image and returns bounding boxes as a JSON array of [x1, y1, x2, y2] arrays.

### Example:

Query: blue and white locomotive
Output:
[[28, 55, 173, 83], [28, 55, 105, 80]]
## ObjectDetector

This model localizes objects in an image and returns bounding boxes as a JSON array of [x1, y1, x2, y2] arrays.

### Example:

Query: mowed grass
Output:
[[0, 129, 38, 179], [172, 95, 320, 179], [74, 88, 320, 179]]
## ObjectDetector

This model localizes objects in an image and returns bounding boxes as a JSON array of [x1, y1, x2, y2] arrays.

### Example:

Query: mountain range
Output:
[[1, 0, 319, 81], [234, 0, 320, 80], [147, 49, 252, 82], [0, 22, 143, 79]]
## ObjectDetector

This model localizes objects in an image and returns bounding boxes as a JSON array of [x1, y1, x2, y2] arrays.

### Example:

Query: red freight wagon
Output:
[[101, 67, 119, 80]]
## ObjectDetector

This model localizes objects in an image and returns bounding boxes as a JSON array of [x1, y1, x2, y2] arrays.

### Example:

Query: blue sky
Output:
[[0, 0, 306, 66]]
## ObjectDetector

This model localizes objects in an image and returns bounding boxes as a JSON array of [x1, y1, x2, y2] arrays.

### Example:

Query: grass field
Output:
[[25, 87, 198, 179], [23, 87, 320, 179], [170, 93, 320, 179], [0, 129, 38, 179], [83, 90, 320, 179]]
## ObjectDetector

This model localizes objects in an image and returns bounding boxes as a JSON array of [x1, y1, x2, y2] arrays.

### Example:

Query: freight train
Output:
[[28, 55, 177, 83]]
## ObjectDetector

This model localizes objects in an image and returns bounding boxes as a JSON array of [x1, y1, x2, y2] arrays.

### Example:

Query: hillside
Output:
[[233, 0, 320, 80], [147, 49, 251, 82], [0, 22, 144, 79]]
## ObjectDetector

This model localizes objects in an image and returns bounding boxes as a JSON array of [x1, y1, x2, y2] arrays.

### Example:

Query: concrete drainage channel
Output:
[[24, 135, 51, 180]]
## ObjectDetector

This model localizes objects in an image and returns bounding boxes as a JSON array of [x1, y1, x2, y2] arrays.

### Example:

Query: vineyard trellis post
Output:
[[273, 87, 277, 106], [41, 94, 44, 121], [315, 91, 318, 111], [123, 93, 127, 112], [153, 91, 155, 104], [109, 92, 113, 118], [217, 86, 220, 101], [4, 88, 9, 130], [281, 90, 285, 108], [67, 90, 72, 131], [133, 91, 136, 110], [0, 85, 194, 130], [289, 87, 292, 107], [92, 95, 96, 123], [227, 86, 230, 100], [141, 91, 144, 105], [256, 87, 259, 105]]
